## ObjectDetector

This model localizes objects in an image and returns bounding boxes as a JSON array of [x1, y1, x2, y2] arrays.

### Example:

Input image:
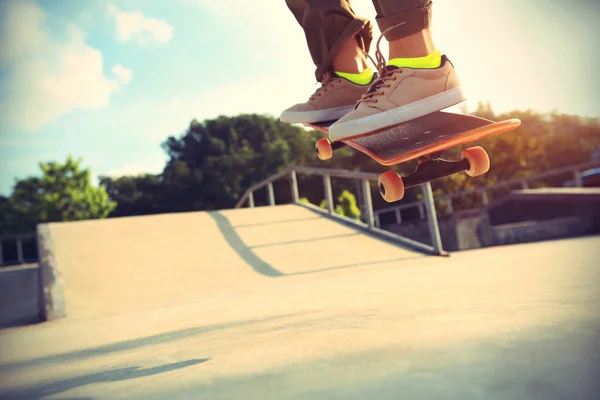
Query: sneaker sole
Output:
[[329, 86, 467, 142], [280, 105, 356, 124]]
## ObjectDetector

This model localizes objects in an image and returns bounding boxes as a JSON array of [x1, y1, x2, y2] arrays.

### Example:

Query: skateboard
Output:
[[304, 111, 521, 202]]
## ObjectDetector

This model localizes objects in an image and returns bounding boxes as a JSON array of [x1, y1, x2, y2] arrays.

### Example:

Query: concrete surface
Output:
[[0, 264, 42, 329], [0, 204, 599, 399]]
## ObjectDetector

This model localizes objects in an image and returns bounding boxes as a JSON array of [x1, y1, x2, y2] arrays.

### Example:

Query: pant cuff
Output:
[[376, 4, 432, 41]]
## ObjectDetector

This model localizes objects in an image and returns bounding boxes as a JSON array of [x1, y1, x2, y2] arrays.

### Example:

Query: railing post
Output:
[[375, 214, 380, 227], [573, 169, 583, 187], [290, 170, 299, 203], [268, 183, 275, 206], [248, 191, 255, 208], [362, 179, 374, 228], [395, 209, 402, 224], [482, 190, 489, 205], [521, 180, 529, 189], [422, 182, 444, 255], [446, 197, 454, 214], [418, 203, 425, 220], [17, 238, 24, 264], [323, 174, 334, 214], [356, 179, 365, 217]]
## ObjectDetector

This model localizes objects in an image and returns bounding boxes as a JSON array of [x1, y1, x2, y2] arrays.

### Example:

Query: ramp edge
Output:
[[37, 224, 66, 321]]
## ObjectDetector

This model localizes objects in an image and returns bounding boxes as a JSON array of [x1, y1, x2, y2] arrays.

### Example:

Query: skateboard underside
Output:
[[304, 111, 521, 202]]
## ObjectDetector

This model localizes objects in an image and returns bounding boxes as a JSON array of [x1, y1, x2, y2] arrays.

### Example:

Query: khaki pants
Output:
[[285, 0, 433, 81]]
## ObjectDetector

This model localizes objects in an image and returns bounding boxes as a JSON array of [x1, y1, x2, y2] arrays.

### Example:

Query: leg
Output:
[[285, 0, 372, 82], [329, 0, 466, 141], [373, 0, 435, 58], [280, 1, 378, 124]]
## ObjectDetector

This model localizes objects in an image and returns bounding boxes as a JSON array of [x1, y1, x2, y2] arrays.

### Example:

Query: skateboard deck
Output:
[[305, 111, 521, 202]]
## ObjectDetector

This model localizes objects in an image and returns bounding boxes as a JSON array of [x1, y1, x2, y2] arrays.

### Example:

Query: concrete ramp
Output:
[[42, 204, 424, 320], [1, 204, 599, 399]]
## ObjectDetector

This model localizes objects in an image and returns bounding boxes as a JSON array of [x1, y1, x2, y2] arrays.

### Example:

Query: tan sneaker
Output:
[[279, 70, 376, 124], [329, 53, 466, 142]]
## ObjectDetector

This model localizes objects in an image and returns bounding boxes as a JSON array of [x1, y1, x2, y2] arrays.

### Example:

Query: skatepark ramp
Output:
[[1, 208, 599, 399], [34, 204, 426, 322]]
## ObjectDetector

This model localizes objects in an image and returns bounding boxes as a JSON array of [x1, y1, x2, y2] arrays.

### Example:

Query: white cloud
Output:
[[0, 0, 47, 63], [112, 64, 133, 83], [0, 1, 130, 132], [108, 5, 173, 45]]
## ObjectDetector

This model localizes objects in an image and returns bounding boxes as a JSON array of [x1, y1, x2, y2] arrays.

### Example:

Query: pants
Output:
[[285, 0, 433, 81]]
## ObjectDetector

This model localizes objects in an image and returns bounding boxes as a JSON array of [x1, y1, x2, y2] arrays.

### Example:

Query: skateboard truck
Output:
[[377, 147, 490, 202]]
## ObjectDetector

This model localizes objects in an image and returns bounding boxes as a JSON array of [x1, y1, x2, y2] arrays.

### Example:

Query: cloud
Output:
[[108, 5, 173, 45], [0, 0, 46, 63], [0, 0, 130, 132], [112, 64, 133, 83]]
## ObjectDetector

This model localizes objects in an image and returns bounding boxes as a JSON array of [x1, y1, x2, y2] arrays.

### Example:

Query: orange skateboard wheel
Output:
[[462, 146, 490, 177], [315, 138, 333, 160], [378, 171, 405, 202]]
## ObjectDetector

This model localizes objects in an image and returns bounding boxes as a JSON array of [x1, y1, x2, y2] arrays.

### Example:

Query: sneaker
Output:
[[280, 69, 376, 124], [329, 51, 466, 142]]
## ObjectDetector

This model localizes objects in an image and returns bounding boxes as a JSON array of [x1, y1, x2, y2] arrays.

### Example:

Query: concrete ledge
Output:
[[37, 224, 66, 321], [492, 217, 586, 245], [0, 263, 43, 329]]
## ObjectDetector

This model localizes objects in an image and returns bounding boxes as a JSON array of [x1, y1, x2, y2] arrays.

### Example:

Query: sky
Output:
[[0, 0, 599, 195]]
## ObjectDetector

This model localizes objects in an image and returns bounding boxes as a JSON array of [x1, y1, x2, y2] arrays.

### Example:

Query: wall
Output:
[[0, 263, 43, 329]]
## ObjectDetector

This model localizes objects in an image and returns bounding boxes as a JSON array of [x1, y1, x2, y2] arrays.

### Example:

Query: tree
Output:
[[98, 174, 168, 217], [159, 114, 320, 210], [0, 156, 116, 234], [315, 190, 361, 220]]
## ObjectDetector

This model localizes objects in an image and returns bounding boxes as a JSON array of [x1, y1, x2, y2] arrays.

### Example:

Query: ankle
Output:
[[332, 36, 367, 74], [388, 28, 436, 59]]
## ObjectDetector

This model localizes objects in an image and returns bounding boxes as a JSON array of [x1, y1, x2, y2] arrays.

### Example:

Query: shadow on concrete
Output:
[[1, 359, 209, 399], [207, 211, 425, 278], [0, 313, 307, 372], [207, 211, 285, 277], [147, 316, 600, 399]]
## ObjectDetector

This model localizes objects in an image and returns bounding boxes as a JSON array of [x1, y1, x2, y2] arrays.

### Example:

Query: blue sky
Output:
[[1, 0, 599, 195]]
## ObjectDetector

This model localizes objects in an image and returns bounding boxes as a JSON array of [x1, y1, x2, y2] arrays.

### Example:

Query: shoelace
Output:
[[309, 21, 408, 104], [310, 71, 340, 101], [357, 22, 407, 105]]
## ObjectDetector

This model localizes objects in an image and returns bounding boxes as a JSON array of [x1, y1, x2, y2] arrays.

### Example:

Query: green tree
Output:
[[316, 190, 361, 220], [0, 156, 116, 234], [335, 190, 361, 220], [158, 114, 320, 210], [98, 174, 167, 217]]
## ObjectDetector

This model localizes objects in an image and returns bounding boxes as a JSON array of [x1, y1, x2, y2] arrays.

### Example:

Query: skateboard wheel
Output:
[[315, 138, 333, 160], [462, 146, 490, 177], [378, 171, 405, 202]]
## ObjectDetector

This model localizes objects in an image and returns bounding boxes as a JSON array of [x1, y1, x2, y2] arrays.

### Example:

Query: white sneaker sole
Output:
[[329, 86, 467, 142], [280, 105, 355, 124]]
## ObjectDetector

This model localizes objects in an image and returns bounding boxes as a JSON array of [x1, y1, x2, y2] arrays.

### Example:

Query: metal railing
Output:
[[235, 166, 446, 256], [0, 233, 38, 266], [373, 159, 600, 226]]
